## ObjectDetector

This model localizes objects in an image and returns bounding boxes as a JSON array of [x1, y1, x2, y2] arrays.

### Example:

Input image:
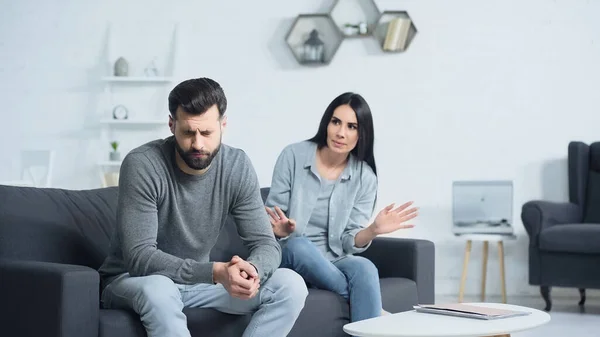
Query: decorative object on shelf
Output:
[[114, 57, 129, 76], [112, 104, 129, 120], [303, 29, 325, 64], [343, 23, 359, 36], [374, 11, 418, 53], [383, 17, 412, 52], [285, 14, 343, 66], [286, 2, 417, 65], [109, 141, 120, 161], [359, 22, 368, 35], [342, 22, 368, 36], [144, 58, 159, 77], [330, 0, 380, 38]]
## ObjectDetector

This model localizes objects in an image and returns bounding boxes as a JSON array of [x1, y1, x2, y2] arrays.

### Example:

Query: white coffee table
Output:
[[343, 303, 550, 337]]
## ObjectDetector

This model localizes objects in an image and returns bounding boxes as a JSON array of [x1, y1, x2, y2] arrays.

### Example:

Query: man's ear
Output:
[[168, 115, 175, 135], [220, 115, 227, 132]]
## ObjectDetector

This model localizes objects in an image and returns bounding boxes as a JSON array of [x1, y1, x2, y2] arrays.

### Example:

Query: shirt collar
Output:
[[304, 141, 355, 181]]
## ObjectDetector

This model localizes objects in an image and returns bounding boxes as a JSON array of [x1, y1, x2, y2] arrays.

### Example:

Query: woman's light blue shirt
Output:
[[265, 140, 378, 257]]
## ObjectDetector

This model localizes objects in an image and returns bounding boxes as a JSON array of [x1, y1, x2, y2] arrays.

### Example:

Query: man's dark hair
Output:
[[168, 78, 227, 119]]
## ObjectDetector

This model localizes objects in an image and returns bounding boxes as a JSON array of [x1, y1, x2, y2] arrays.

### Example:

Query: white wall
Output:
[[1, 0, 599, 299]]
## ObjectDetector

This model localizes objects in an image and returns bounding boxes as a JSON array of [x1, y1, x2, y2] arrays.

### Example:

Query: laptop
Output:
[[452, 180, 514, 235]]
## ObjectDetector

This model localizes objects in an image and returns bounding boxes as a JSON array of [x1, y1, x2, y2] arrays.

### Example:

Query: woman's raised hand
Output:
[[369, 201, 418, 235], [265, 206, 296, 238]]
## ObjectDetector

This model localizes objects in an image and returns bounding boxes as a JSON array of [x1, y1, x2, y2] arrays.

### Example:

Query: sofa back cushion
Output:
[[0, 185, 118, 269], [210, 187, 271, 262], [0, 185, 272, 270]]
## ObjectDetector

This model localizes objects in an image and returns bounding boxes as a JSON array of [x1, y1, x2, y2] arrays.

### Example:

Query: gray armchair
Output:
[[521, 141, 600, 311]]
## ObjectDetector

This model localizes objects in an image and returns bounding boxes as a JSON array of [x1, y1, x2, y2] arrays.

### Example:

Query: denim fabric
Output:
[[281, 236, 381, 323], [100, 269, 308, 337]]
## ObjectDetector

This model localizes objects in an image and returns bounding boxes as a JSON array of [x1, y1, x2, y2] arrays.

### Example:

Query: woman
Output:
[[264, 92, 418, 323]]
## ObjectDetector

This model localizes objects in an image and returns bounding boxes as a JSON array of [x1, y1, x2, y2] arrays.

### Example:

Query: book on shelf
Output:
[[413, 303, 532, 320], [383, 17, 412, 51]]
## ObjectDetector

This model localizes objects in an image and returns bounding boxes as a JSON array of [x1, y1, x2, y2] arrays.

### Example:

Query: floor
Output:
[[436, 295, 600, 337]]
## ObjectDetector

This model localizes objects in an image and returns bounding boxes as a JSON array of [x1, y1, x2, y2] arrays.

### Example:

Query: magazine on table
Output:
[[413, 303, 531, 320]]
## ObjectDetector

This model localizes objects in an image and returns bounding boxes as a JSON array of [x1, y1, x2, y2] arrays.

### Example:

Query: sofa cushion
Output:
[[99, 309, 146, 337], [209, 188, 271, 263], [0, 185, 118, 269], [381, 277, 419, 312], [290, 288, 350, 337], [185, 308, 251, 337], [98, 289, 349, 337], [210, 215, 250, 263], [539, 224, 600, 254], [99, 307, 252, 337], [98, 277, 418, 337]]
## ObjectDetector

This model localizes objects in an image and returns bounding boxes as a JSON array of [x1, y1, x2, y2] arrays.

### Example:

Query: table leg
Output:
[[459, 240, 472, 302], [481, 241, 489, 301], [498, 241, 507, 303]]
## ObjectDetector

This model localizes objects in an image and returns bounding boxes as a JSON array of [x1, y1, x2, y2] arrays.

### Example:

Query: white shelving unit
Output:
[[98, 23, 178, 187], [101, 76, 173, 83], [100, 119, 166, 126], [98, 161, 122, 167]]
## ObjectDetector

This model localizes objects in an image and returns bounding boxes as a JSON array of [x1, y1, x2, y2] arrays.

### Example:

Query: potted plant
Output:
[[109, 141, 120, 161]]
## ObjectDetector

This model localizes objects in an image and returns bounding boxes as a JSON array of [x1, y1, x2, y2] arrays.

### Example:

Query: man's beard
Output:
[[175, 140, 221, 171]]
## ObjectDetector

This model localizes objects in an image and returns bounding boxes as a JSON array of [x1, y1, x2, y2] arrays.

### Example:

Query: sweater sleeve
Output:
[[230, 153, 282, 283], [117, 153, 215, 284]]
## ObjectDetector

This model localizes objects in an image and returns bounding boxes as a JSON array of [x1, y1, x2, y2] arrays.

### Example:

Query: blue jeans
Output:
[[100, 268, 308, 337], [280, 236, 382, 322]]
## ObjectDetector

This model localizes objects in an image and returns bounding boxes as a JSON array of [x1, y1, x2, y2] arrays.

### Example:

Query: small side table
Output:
[[457, 234, 517, 304]]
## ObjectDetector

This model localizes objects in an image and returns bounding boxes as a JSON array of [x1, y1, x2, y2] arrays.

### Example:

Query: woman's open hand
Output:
[[265, 206, 296, 238], [369, 201, 418, 235]]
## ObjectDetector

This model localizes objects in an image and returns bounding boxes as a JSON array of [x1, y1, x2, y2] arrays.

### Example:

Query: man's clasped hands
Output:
[[213, 256, 260, 299]]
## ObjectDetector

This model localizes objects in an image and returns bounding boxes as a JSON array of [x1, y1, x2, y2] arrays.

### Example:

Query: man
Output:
[[98, 78, 308, 337]]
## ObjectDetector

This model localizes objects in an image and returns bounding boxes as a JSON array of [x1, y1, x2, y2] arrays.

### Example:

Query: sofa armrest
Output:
[[521, 201, 582, 245], [0, 259, 99, 337], [357, 237, 435, 305]]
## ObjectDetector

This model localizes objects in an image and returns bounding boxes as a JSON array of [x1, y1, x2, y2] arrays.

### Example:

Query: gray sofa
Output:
[[521, 141, 600, 311], [0, 184, 435, 337]]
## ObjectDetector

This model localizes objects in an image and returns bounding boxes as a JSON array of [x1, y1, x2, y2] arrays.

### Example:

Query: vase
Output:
[[114, 57, 128, 76], [109, 151, 121, 161]]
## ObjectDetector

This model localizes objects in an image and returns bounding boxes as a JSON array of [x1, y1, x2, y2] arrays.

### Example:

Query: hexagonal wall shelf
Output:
[[329, 0, 380, 38], [373, 11, 418, 53], [285, 6, 418, 65], [285, 14, 344, 66]]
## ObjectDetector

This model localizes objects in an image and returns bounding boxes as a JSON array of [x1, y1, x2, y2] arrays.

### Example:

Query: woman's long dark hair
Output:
[[308, 92, 377, 176]]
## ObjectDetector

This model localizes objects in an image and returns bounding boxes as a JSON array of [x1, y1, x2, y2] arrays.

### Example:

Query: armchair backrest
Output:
[[569, 141, 600, 223]]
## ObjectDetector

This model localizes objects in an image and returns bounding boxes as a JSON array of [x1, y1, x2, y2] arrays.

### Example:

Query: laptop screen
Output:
[[452, 180, 513, 226]]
